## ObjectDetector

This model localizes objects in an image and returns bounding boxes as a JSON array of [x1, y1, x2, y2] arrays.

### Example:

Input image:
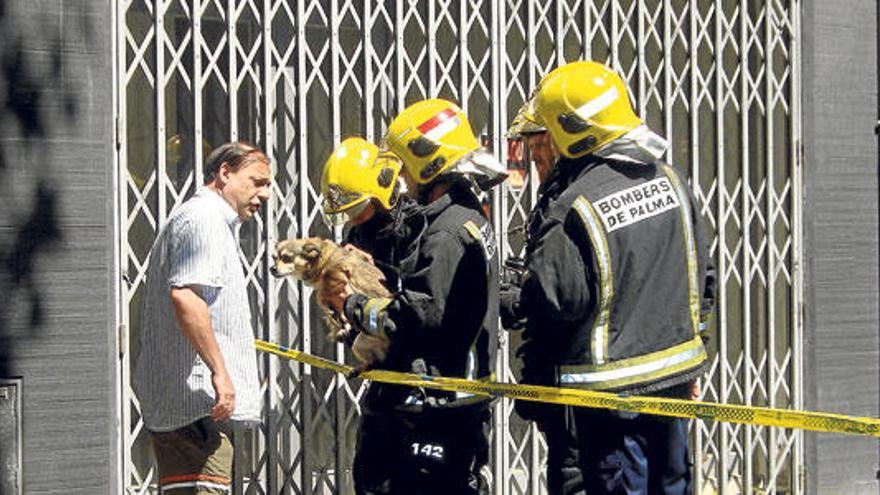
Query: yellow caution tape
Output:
[[255, 340, 880, 437]]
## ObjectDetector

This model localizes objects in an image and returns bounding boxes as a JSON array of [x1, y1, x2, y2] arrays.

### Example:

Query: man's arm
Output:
[[170, 287, 235, 422]]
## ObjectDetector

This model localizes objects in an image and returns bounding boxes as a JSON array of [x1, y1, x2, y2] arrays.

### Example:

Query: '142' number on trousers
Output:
[[411, 442, 445, 460]]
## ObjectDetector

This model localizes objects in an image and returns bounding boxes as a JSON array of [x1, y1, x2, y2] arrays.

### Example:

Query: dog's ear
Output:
[[302, 242, 321, 261]]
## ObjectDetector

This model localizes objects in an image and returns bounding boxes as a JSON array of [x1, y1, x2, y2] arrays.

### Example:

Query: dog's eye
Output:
[[280, 254, 293, 263]]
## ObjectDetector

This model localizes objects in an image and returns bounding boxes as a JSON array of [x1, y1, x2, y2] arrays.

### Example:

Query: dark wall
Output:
[[0, 1, 116, 493], [803, 1, 880, 493]]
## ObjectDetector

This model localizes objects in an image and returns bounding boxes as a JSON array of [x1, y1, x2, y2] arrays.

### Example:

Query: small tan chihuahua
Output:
[[270, 237, 390, 367]]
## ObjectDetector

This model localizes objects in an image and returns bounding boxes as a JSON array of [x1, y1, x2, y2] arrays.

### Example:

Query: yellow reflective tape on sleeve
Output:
[[463, 220, 482, 242], [571, 195, 613, 364], [256, 339, 880, 438], [362, 297, 392, 337], [661, 165, 701, 336], [463, 220, 492, 271]]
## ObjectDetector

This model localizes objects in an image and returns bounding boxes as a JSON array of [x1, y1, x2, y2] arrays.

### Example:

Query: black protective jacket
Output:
[[344, 196, 426, 291], [345, 179, 499, 413], [516, 155, 715, 396]]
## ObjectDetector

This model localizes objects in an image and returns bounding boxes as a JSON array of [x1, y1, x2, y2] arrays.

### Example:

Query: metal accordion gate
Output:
[[116, 0, 802, 493]]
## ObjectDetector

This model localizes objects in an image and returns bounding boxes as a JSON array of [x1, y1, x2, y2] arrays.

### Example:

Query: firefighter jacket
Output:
[[516, 155, 716, 396], [344, 178, 499, 412], [344, 196, 426, 292]]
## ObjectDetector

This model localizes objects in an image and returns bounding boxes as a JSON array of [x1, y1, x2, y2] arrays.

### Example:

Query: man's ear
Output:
[[215, 162, 231, 186]]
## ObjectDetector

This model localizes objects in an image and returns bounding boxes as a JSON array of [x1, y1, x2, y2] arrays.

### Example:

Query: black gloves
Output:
[[500, 283, 526, 330], [500, 256, 528, 330], [514, 357, 556, 424], [343, 293, 397, 338]]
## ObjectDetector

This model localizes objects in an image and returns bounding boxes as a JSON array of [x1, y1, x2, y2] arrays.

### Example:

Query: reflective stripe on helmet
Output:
[[417, 108, 460, 141], [573, 86, 619, 122]]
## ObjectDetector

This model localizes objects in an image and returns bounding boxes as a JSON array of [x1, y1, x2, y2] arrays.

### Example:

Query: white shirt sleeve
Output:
[[167, 217, 226, 290]]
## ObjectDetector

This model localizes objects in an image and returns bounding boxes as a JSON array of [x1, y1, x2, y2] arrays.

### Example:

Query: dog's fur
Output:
[[270, 237, 390, 366]]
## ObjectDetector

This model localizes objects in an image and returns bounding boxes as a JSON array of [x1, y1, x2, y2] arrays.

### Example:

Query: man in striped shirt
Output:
[[134, 142, 271, 493]]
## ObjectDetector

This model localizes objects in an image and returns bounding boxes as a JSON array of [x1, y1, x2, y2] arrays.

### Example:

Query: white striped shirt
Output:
[[134, 188, 262, 432]]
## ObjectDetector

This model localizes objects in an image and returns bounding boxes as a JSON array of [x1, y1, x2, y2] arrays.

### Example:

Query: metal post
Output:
[[875, 0, 880, 484], [260, 0, 277, 492], [764, 3, 778, 491], [295, 1, 312, 493], [111, 0, 124, 491], [791, 2, 804, 492]]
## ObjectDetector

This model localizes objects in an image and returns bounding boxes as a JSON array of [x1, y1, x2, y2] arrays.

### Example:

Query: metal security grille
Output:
[[116, 1, 802, 493]]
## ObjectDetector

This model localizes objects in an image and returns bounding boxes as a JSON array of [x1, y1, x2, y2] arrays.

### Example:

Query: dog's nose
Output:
[[269, 266, 279, 277]]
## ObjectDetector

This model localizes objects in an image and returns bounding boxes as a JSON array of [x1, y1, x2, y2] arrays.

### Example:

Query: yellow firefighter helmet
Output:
[[321, 137, 402, 225], [532, 61, 642, 158], [383, 99, 483, 185]]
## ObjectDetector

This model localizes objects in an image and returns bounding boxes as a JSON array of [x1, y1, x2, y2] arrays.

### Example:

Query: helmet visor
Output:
[[322, 185, 364, 213], [507, 97, 545, 138], [321, 198, 371, 227]]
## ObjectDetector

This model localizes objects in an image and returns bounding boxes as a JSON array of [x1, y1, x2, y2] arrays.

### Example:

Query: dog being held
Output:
[[270, 237, 390, 367]]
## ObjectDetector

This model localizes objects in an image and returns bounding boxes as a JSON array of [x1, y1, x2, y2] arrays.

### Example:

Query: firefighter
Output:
[[501, 61, 716, 495], [321, 136, 431, 493], [503, 101, 586, 495], [321, 137, 425, 291], [325, 99, 506, 494]]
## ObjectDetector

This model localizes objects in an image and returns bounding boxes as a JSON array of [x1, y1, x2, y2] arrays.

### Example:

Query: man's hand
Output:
[[211, 369, 236, 422], [690, 378, 701, 401]]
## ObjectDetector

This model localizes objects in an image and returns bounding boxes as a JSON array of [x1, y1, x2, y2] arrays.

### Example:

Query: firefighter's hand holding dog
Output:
[[319, 283, 391, 368], [322, 282, 353, 315]]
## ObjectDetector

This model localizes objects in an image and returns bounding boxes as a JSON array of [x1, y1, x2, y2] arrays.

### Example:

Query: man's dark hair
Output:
[[203, 141, 269, 184]]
